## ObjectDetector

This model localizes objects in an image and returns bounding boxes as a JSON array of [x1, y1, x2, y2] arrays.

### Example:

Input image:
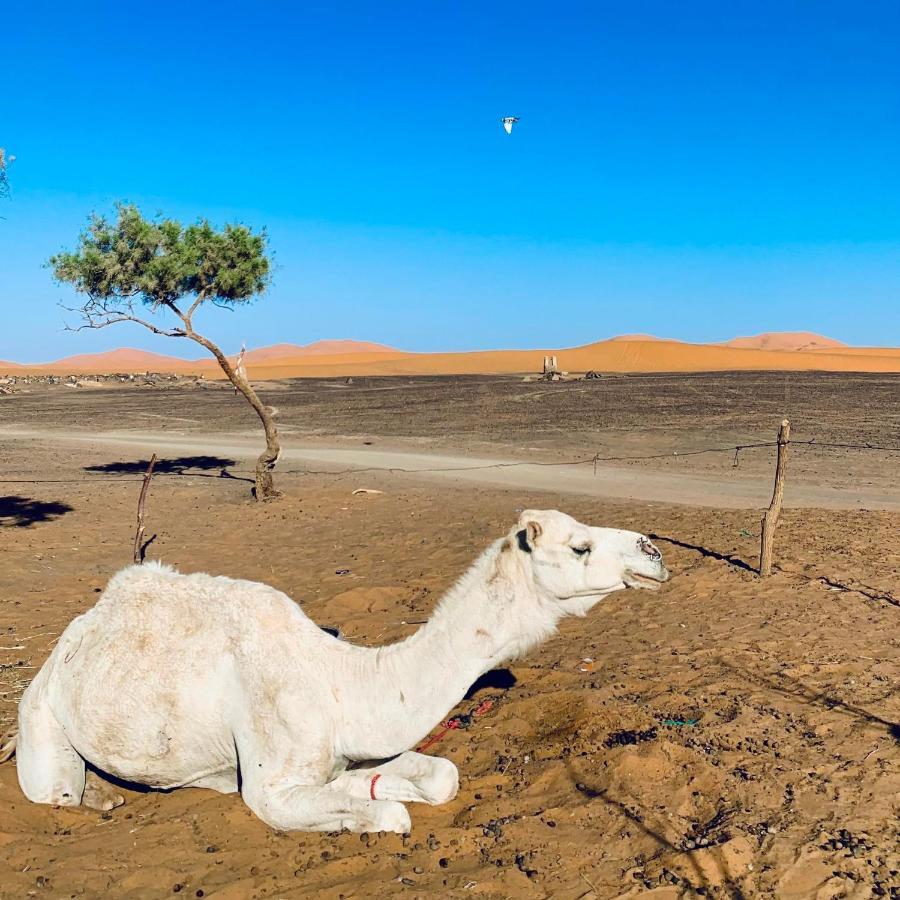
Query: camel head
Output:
[[513, 509, 668, 616]]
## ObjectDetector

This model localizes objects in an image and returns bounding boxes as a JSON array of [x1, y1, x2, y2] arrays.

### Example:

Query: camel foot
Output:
[[415, 756, 459, 805]]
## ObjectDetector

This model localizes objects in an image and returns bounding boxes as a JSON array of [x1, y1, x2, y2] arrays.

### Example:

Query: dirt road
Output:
[[3, 427, 898, 511]]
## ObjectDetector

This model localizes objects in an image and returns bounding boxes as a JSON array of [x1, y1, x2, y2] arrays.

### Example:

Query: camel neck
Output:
[[335, 540, 560, 760]]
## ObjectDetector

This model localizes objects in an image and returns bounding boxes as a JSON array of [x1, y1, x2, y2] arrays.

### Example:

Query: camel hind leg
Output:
[[0, 731, 16, 763], [15, 683, 85, 807]]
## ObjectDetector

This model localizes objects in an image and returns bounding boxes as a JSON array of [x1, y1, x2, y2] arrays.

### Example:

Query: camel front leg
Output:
[[242, 775, 411, 833], [235, 719, 411, 833], [333, 752, 459, 805]]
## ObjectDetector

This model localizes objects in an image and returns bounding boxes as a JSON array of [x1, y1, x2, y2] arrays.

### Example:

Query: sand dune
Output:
[[3, 334, 899, 379], [724, 331, 847, 351], [241, 340, 398, 362], [607, 333, 668, 342], [4, 341, 401, 376], [804, 346, 900, 358], [33, 347, 204, 374], [239, 338, 900, 379]]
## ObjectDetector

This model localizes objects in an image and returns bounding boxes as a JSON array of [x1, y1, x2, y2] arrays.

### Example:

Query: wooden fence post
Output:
[[759, 420, 790, 577], [133, 454, 158, 564]]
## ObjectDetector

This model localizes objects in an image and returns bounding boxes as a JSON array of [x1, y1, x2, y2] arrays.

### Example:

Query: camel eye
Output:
[[572, 545, 590, 557]]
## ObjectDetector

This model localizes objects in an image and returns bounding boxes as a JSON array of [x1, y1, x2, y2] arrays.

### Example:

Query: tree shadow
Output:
[[0, 495, 74, 527], [567, 771, 728, 896], [650, 533, 756, 573], [719, 658, 900, 743], [85, 456, 252, 484]]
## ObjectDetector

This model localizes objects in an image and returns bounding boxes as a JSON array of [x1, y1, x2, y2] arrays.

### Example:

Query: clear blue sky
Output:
[[2, 0, 899, 361]]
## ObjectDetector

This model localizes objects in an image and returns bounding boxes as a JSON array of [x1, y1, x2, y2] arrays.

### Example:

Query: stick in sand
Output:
[[759, 419, 790, 577], [133, 454, 158, 565]]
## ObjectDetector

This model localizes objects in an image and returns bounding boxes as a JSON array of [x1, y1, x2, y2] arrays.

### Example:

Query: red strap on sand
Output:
[[416, 698, 497, 753], [369, 772, 382, 800]]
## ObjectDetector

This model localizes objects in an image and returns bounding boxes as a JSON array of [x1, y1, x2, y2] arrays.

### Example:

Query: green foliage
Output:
[[50, 203, 271, 315]]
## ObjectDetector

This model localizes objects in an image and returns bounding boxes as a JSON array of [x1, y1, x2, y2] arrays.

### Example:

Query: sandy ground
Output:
[[1, 377, 899, 899]]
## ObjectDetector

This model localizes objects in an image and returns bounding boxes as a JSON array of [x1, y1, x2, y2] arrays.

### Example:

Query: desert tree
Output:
[[50, 203, 281, 500]]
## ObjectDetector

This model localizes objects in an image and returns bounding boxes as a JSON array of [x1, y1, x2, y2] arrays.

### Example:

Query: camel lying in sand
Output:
[[0, 509, 668, 833]]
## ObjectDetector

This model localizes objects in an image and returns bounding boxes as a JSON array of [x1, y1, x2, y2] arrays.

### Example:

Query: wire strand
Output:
[[0, 437, 898, 485]]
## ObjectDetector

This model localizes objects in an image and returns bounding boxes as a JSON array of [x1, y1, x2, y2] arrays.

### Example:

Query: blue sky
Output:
[[2, 0, 899, 361]]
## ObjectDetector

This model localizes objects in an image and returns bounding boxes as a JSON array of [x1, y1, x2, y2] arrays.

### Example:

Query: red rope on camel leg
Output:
[[369, 772, 382, 800]]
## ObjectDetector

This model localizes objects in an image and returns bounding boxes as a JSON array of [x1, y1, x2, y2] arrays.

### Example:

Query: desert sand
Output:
[[723, 332, 848, 352], [242, 340, 397, 362], [4, 333, 900, 380], [0, 373, 898, 898]]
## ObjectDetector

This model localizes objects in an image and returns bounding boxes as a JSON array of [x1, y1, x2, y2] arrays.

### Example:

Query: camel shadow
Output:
[[650, 533, 756, 574], [85, 761, 154, 795], [0, 495, 74, 527], [465, 668, 517, 699], [137, 534, 157, 564], [85, 456, 252, 484]]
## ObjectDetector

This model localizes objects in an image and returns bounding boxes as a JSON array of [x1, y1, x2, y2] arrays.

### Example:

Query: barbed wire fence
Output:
[[2, 438, 898, 485], [2, 426, 899, 581]]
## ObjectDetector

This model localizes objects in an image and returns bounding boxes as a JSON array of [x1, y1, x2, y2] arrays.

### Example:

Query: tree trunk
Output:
[[187, 331, 281, 501]]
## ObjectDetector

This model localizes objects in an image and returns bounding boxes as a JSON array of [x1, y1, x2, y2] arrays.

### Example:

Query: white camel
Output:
[[0, 510, 668, 833]]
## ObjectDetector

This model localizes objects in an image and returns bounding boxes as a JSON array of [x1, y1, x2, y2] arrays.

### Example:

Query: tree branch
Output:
[[185, 295, 205, 321], [163, 300, 193, 333], [59, 302, 187, 338]]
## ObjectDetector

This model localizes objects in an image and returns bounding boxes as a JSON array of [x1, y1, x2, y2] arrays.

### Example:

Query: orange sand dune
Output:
[[4, 335, 899, 379], [34, 347, 203, 374], [242, 340, 397, 362], [4, 341, 402, 376], [805, 346, 900, 358], [242, 338, 900, 379], [607, 333, 668, 342], [724, 331, 847, 351]]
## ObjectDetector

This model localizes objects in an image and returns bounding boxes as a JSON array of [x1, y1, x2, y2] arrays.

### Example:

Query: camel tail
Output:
[[0, 731, 17, 763]]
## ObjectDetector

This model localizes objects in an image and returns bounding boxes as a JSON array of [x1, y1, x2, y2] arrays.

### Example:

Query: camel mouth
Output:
[[624, 569, 669, 591]]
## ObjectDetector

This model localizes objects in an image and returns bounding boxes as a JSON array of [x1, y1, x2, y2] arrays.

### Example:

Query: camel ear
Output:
[[516, 519, 542, 553]]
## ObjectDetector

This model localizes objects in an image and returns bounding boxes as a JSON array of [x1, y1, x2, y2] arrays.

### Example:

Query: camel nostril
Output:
[[639, 538, 661, 560]]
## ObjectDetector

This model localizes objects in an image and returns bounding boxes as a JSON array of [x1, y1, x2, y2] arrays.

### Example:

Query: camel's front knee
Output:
[[243, 780, 412, 833]]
